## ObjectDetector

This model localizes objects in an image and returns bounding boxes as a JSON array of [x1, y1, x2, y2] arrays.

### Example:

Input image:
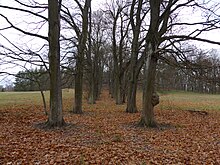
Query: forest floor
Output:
[[0, 90, 220, 164]]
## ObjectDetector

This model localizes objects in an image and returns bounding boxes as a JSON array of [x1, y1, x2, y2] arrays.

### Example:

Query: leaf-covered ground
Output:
[[0, 91, 220, 164]]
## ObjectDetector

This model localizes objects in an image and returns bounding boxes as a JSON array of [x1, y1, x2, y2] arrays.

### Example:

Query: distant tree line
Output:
[[14, 46, 220, 95], [14, 67, 49, 91], [13, 67, 74, 91], [156, 48, 220, 94]]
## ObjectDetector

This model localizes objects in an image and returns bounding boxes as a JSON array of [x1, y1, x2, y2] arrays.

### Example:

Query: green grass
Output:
[[0, 91, 46, 105], [0, 89, 74, 108], [0, 89, 220, 111], [159, 90, 220, 111]]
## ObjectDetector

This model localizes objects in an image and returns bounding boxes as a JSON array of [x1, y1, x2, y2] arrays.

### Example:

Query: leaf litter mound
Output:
[[0, 91, 220, 164]]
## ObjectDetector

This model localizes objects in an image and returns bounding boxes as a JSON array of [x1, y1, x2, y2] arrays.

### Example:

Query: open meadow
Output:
[[0, 90, 220, 164]]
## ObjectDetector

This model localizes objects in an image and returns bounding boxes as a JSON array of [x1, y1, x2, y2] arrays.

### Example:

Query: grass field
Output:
[[159, 91, 220, 111], [1, 89, 220, 111], [0, 89, 74, 107]]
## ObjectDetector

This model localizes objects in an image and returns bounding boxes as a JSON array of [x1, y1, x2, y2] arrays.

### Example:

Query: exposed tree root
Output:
[[138, 118, 158, 128]]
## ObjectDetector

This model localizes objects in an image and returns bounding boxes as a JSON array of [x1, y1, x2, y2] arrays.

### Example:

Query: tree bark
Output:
[[126, 81, 138, 113], [138, 0, 161, 127], [87, 6, 96, 104], [88, 75, 96, 104], [73, 0, 91, 114], [47, 0, 65, 127], [139, 52, 158, 127], [125, 0, 143, 113], [114, 71, 123, 104], [126, 69, 138, 113], [74, 57, 84, 114]]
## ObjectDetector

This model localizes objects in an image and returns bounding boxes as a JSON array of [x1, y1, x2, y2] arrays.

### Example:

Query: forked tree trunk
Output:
[[125, 0, 143, 113], [139, 52, 158, 127], [47, 0, 65, 127]]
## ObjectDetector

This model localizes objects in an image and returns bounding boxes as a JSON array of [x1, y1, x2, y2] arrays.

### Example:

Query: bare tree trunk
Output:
[[139, 51, 158, 127], [109, 61, 114, 98], [114, 72, 123, 104], [73, 0, 91, 114], [87, 6, 96, 104], [38, 82, 47, 115], [121, 72, 127, 103], [125, 0, 143, 113], [96, 61, 103, 99], [47, 0, 65, 127], [126, 69, 138, 113], [74, 57, 83, 113], [40, 90, 47, 115], [138, 0, 161, 127], [88, 76, 96, 104]]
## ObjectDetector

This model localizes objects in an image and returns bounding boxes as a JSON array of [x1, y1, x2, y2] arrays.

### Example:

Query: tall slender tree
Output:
[[73, 0, 91, 113], [126, 0, 146, 113], [61, 0, 91, 114]]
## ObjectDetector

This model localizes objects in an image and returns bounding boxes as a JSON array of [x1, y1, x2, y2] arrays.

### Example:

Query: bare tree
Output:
[[126, 0, 148, 113], [139, 0, 220, 127], [85, 10, 107, 104], [61, 0, 91, 114], [105, 0, 131, 105], [0, 0, 66, 127], [0, 1, 50, 115], [46, 0, 65, 127]]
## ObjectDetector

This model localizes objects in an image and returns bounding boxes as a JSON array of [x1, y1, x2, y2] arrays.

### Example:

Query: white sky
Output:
[[178, 4, 220, 50]]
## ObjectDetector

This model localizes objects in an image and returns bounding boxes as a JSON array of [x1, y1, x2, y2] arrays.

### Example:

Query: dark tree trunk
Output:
[[74, 57, 83, 113], [39, 86, 47, 115], [121, 72, 127, 103], [87, 5, 96, 104], [96, 62, 103, 99], [88, 75, 96, 104], [109, 61, 114, 98], [112, 11, 122, 104], [139, 52, 158, 127], [87, 40, 103, 103], [126, 70, 138, 113], [73, 0, 91, 113], [115, 73, 123, 104], [125, 0, 143, 113], [47, 0, 65, 127], [138, 0, 162, 127]]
